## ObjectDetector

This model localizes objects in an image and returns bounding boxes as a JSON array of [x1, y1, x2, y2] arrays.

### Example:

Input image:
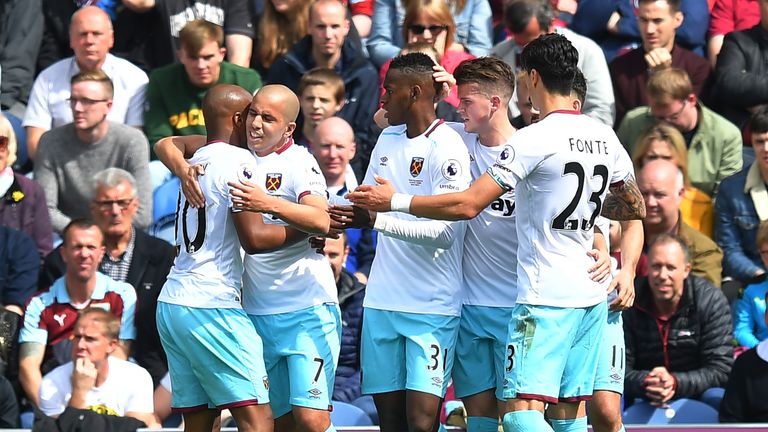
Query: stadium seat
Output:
[[623, 399, 719, 425], [331, 401, 374, 426], [150, 176, 180, 244]]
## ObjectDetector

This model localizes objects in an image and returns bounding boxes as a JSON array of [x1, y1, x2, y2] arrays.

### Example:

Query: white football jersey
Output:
[[448, 123, 518, 308], [160, 142, 257, 309], [364, 120, 470, 316], [487, 111, 634, 307], [241, 141, 338, 315]]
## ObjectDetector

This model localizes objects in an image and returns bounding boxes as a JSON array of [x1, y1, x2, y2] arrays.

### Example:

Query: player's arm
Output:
[[588, 226, 611, 282], [154, 135, 208, 207], [19, 342, 45, 406], [601, 175, 646, 220], [348, 172, 504, 221], [231, 210, 310, 254], [608, 219, 644, 310], [229, 180, 331, 235]]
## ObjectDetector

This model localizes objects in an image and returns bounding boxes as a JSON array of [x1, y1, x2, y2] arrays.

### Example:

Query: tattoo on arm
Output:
[[19, 343, 44, 359], [602, 176, 646, 221]]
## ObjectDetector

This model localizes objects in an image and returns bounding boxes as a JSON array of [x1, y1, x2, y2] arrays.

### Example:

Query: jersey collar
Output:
[[276, 137, 294, 155]]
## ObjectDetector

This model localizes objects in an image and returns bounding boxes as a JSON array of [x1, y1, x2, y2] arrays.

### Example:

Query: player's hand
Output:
[[644, 48, 673, 70], [587, 248, 611, 283], [433, 65, 456, 102], [346, 175, 396, 212], [72, 357, 97, 393], [181, 164, 206, 208], [329, 204, 376, 229], [228, 179, 273, 213], [608, 267, 636, 311]]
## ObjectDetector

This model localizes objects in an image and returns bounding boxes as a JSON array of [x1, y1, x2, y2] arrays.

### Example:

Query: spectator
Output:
[[711, 0, 768, 132], [0, 375, 18, 428], [144, 19, 262, 155], [366, 0, 492, 69], [0, 115, 52, 258], [19, 220, 136, 406], [491, 0, 615, 126], [252, 0, 313, 75], [715, 108, 768, 283], [624, 234, 733, 406], [609, 0, 710, 125], [707, 0, 761, 66], [296, 68, 346, 148], [0, 226, 38, 319], [719, 289, 768, 422], [572, 0, 709, 62], [512, 69, 536, 128], [376, 0, 475, 108], [23, 6, 148, 163], [732, 222, 768, 348], [637, 160, 723, 287], [39, 307, 156, 427], [0, 0, 43, 170], [34, 71, 152, 235], [39, 168, 175, 387], [632, 124, 714, 237], [618, 67, 742, 197], [310, 117, 376, 282], [121, 0, 254, 68], [267, 0, 379, 159]]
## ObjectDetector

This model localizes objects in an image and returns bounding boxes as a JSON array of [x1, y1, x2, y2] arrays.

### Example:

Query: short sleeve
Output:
[[18, 296, 48, 345], [224, 158, 260, 212], [114, 282, 137, 341], [428, 134, 471, 195], [610, 140, 635, 186], [124, 366, 155, 414], [487, 134, 539, 191], [23, 73, 52, 129], [39, 367, 68, 416], [295, 156, 328, 202]]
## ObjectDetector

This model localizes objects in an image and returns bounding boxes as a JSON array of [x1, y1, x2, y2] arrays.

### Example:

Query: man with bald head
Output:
[[311, 117, 375, 283], [638, 159, 723, 287], [157, 83, 339, 432], [24, 6, 148, 162]]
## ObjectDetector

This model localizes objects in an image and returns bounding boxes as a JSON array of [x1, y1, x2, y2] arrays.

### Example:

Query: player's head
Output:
[[382, 52, 438, 126], [177, 20, 226, 88], [323, 231, 349, 283], [70, 70, 113, 132], [90, 168, 139, 241], [570, 68, 587, 112], [750, 107, 768, 175], [519, 33, 579, 106], [632, 124, 689, 186], [246, 85, 300, 156], [638, 159, 684, 232], [311, 117, 356, 185], [61, 219, 106, 283], [454, 57, 515, 133], [202, 84, 254, 148], [72, 307, 120, 366], [298, 68, 345, 128], [503, 0, 554, 47], [647, 233, 691, 308], [69, 6, 114, 71], [647, 67, 697, 133], [637, 0, 683, 52]]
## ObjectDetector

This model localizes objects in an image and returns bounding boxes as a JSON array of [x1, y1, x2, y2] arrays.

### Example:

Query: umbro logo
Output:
[[380, 156, 388, 166]]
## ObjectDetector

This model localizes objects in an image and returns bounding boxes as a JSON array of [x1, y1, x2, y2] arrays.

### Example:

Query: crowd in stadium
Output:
[[0, 0, 767, 430]]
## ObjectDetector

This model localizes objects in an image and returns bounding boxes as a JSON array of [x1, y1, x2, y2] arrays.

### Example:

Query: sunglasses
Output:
[[408, 24, 448, 35]]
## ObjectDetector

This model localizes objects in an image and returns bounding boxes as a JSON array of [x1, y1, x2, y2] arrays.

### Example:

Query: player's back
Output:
[[160, 142, 258, 308], [492, 112, 633, 308]]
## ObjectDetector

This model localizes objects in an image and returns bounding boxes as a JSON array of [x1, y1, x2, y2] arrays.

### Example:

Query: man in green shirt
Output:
[[144, 19, 261, 159]]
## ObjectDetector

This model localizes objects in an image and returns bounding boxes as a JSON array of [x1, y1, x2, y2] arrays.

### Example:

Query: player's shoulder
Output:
[[282, 142, 317, 163], [429, 121, 468, 149]]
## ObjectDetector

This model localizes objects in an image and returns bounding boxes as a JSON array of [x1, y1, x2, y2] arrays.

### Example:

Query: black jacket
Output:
[[713, 24, 768, 129], [39, 230, 175, 387], [333, 270, 365, 402], [0, 0, 43, 111], [624, 275, 733, 401], [266, 35, 379, 179]]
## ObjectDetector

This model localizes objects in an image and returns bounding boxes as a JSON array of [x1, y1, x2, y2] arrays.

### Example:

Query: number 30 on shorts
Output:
[[505, 344, 516, 372]]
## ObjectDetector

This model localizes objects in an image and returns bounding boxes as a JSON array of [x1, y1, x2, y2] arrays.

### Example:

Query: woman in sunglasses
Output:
[[377, 0, 476, 107], [0, 114, 52, 259]]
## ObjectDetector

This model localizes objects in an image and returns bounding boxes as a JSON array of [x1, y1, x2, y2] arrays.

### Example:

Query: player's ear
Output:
[[285, 121, 297, 138], [490, 95, 502, 112], [411, 84, 422, 100]]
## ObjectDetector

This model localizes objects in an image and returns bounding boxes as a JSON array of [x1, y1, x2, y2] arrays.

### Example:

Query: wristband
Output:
[[391, 193, 413, 213]]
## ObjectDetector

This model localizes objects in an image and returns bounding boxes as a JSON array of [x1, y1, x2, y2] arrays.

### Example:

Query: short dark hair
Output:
[[638, 0, 682, 13], [571, 68, 587, 104], [520, 33, 579, 96], [504, 0, 553, 34], [750, 106, 768, 134], [298, 68, 346, 103], [649, 232, 690, 263], [454, 57, 516, 102], [62, 218, 103, 246], [388, 52, 438, 94]]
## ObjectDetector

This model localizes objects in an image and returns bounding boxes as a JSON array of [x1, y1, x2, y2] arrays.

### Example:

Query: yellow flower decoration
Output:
[[11, 191, 24, 202]]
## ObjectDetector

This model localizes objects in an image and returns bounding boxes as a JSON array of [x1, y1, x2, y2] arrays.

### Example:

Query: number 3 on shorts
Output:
[[506, 344, 516, 372]]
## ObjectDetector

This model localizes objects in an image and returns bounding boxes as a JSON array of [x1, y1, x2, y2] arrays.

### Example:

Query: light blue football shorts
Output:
[[594, 309, 625, 394], [249, 303, 341, 418], [156, 302, 269, 411], [361, 307, 459, 398]]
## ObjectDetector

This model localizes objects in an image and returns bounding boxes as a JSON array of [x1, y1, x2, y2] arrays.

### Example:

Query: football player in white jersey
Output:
[[348, 35, 646, 432], [156, 84, 306, 432], [331, 52, 470, 432], [156, 85, 338, 432]]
